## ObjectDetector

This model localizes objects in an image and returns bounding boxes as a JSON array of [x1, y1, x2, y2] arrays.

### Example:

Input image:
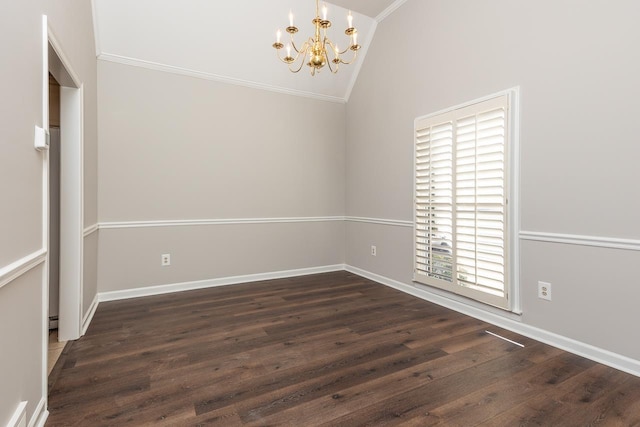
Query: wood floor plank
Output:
[[476, 363, 636, 426], [192, 340, 412, 416], [234, 345, 448, 423], [46, 271, 640, 426], [405, 352, 602, 426], [318, 342, 542, 426], [245, 338, 523, 426]]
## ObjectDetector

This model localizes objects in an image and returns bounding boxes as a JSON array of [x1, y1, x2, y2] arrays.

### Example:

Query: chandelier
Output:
[[272, 0, 361, 75]]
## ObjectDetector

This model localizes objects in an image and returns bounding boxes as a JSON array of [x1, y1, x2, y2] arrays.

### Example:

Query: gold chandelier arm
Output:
[[275, 38, 311, 74], [285, 40, 311, 73], [290, 38, 302, 54], [326, 53, 339, 74], [323, 38, 337, 60], [324, 38, 350, 60], [320, 37, 339, 74], [337, 48, 358, 65], [275, 48, 291, 64], [292, 37, 314, 55], [288, 55, 308, 73]]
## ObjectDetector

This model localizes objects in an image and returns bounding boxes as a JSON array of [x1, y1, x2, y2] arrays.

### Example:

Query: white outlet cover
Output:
[[538, 281, 551, 301]]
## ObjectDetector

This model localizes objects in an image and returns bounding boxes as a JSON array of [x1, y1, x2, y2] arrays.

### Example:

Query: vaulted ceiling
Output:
[[92, 0, 405, 103], [330, 0, 399, 18]]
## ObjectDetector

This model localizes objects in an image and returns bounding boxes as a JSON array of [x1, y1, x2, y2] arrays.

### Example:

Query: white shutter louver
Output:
[[416, 122, 454, 283], [414, 94, 511, 309]]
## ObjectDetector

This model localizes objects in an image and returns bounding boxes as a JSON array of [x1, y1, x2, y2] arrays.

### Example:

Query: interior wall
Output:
[[0, 0, 97, 424], [46, 0, 100, 323], [345, 0, 640, 361], [0, 269, 44, 426], [97, 60, 346, 293]]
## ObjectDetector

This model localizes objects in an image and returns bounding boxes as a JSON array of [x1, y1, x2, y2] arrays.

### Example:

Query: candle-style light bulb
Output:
[[276, 29, 282, 43], [286, 44, 292, 57], [334, 44, 339, 57], [289, 10, 294, 27], [348, 10, 353, 28], [353, 32, 358, 45], [322, 3, 328, 20]]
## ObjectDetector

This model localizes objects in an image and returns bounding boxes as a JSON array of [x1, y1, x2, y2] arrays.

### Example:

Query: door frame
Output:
[[41, 15, 84, 394]]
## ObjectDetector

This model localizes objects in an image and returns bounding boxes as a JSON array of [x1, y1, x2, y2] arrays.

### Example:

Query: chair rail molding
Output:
[[83, 223, 99, 237], [0, 249, 47, 290], [520, 230, 640, 252], [98, 216, 345, 229], [345, 216, 413, 227]]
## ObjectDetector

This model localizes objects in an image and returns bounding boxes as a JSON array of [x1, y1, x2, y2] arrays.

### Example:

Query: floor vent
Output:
[[486, 330, 525, 348]]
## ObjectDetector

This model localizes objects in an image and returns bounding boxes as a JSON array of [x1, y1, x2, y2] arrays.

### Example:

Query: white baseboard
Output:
[[27, 397, 47, 427], [88, 263, 639, 378], [345, 265, 640, 378], [98, 264, 345, 302], [81, 294, 99, 335]]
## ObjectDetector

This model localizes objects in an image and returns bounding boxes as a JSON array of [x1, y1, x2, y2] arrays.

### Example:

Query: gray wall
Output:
[[3, 3, 639, 424], [0, 0, 97, 424], [97, 60, 346, 292], [346, 0, 640, 360]]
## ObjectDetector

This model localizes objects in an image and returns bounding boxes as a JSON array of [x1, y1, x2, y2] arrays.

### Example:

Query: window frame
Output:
[[413, 88, 520, 312]]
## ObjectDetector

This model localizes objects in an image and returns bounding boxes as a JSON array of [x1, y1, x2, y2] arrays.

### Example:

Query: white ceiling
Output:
[[93, 0, 405, 102], [330, 0, 398, 18]]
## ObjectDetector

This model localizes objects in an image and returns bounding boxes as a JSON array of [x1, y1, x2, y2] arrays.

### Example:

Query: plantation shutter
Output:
[[414, 94, 510, 309]]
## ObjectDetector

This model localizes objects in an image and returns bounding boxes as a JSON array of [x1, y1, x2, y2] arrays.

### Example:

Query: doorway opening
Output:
[[44, 17, 84, 391], [47, 73, 66, 374]]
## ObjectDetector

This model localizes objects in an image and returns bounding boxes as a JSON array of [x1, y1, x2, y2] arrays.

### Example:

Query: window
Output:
[[414, 90, 517, 310]]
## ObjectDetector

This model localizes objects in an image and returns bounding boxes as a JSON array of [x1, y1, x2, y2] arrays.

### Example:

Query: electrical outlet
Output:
[[161, 254, 171, 266], [371, 245, 377, 256], [538, 281, 551, 301]]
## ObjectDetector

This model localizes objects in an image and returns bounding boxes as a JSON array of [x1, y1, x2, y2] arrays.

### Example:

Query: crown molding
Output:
[[375, 0, 409, 23], [98, 53, 347, 104], [90, 0, 101, 57]]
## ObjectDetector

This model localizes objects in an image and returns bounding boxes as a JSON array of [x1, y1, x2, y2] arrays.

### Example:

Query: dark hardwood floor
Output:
[[46, 271, 640, 426]]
